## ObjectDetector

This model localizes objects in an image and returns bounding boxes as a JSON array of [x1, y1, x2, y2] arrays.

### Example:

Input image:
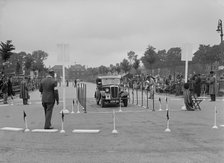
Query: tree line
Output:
[[0, 40, 48, 77], [84, 43, 224, 79], [1, 40, 224, 80]]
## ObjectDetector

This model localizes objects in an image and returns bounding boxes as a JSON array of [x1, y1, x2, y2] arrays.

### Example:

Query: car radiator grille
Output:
[[110, 86, 118, 98]]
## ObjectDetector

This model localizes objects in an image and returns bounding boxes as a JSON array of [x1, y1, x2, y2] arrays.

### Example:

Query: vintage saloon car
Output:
[[94, 75, 129, 107]]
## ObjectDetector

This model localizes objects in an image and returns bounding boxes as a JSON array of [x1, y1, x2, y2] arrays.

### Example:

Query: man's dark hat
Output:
[[210, 71, 214, 74]]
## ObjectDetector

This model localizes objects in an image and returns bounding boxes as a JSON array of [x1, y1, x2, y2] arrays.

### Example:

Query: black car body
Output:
[[95, 75, 129, 107]]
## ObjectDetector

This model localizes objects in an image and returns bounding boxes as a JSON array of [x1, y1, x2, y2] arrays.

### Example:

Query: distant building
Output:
[[69, 64, 85, 80]]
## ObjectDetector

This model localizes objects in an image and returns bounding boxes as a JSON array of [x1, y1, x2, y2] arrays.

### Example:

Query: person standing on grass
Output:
[[2, 76, 8, 104], [39, 69, 59, 129], [20, 76, 29, 105], [7, 76, 14, 102], [183, 83, 194, 111], [207, 71, 216, 101]]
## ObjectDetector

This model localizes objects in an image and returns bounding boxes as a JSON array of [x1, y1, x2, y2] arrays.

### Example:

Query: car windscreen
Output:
[[101, 78, 120, 85]]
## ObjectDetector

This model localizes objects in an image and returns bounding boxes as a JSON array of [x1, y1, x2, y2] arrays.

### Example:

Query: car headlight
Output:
[[105, 88, 109, 93]]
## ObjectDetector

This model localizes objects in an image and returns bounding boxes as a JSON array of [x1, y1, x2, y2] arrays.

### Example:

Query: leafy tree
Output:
[[98, 65, 108, 75], [166, 47, 182, 78], [120, 58, 131, 73], [24, 54, 34, 70], [133, 56, 140, 70], [141, 45, 157, 72], [32, 50, 48, 72], [157, 49, 167, 68], [192, 45, 210, 64], [115, 63, 121, 74], [109, 64, 117, 74], [6, 51, 27, 75], [193, 44, 223, 70], [166, 47, 181, 66], [127, 51, 136, 65], [0, 40, 15, 73], [15, 62, 21, 75]]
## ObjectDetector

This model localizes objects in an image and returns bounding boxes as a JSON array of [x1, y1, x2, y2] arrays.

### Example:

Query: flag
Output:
[[166, 109, 169, 120], [62, 111, 64, 122], [23, 110, 26, 122]]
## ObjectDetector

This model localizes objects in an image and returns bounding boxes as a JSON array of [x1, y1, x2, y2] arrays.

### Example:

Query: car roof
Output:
[[97, 75, 121, 79]]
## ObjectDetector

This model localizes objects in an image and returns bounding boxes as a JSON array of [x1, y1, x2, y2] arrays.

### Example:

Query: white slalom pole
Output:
[[24, 119, 30, 132], [77, 100, 80, 114], [212, 106, 218, 129], [165, 110, 171, 132], [59, 44, 69, 114], [165, 96, 168, 111], [112, 109, 118, 134], [158, 97, 162, 111], [119, 97, 122, 112], [24, 111, 30, 132], [164, 99, 171, 132], [165, 119, 171, 132], [71, 99, 75, 114], [60, 121, 65, 133], [60, 111, 65, 133]]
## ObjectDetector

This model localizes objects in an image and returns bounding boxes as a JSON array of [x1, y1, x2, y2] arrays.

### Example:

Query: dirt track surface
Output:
[[0, 82, 224, 163]]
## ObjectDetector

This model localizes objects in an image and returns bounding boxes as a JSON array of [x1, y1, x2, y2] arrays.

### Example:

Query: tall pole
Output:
[[59, 43, 70, 114], [62, 44, 66, 110], [184, 58, 189, 83]]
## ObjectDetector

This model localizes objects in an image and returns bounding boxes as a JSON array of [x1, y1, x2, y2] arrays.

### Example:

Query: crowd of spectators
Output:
[[0, 73, 41, 104], [122, 71, 224, 98]]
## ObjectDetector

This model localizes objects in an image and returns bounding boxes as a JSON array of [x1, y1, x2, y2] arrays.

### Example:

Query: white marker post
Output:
[[71, 99, 75, 114], [181, 43, 193, 110], [77, 99, 80, 114], [23, 111, 30, 132], [181, 43, 193, 83], [58, 43, 70, 114], [112, 109, 118, 134], [212, 106, 218, 129], [164, 108, 171, 132], [158, 97, 162, 111], [60, 111, 65, 133]]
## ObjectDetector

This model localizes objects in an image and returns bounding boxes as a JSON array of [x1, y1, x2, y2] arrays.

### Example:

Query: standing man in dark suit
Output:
[[207, 71, 216, 101], [39, 69, 59, 129]]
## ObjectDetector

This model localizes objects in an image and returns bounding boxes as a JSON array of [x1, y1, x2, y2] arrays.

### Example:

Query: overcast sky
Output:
[[0, 0, 224, 67]]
